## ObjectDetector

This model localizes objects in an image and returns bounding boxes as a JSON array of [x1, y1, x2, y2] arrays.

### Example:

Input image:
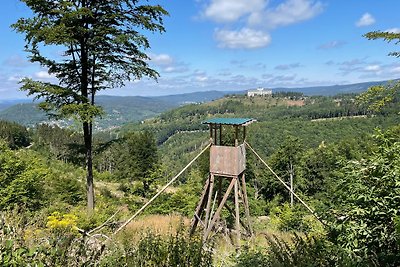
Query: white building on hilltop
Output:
[[247, 87, 272, 97]]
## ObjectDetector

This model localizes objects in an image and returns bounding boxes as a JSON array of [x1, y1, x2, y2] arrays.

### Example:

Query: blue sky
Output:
[[1, 0, 400, 99]]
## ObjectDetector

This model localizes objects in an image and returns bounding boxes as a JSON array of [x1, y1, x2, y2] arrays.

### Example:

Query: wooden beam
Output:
[[214, 124, 218, 145], [241, 173, 253, 235], [203, 174, 215, 230], [235, 126, 239, 146], [219, 124, 222, 145], [209, 125, 213, 144], [234, 177, 241, 248], [190, 178, 210, 235], [217, 176, 222, 205], [203, 177, 236, 241]]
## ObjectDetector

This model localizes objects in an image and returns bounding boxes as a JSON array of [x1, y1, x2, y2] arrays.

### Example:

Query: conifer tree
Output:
[[13, 0, 168, 212]]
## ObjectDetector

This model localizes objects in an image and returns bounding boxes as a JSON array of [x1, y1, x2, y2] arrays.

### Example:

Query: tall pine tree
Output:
[[13, 0, 168, 212]]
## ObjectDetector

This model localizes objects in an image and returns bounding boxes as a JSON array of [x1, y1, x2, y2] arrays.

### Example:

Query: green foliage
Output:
[[0, 142, 46, 210], [13, 0, 168, 211], [364, 30, 400, 58], [108, 227, 213, 267], [119, 131, 158, 179], [33, 124, 84, 164], [0, 209, 104, 266], [51, 173, 85, 206], [143, 169, 204, 216], [260, 136, 303, 202], [269, 203, 316, 232], [235, 234, 358, 267], [356, 81, 400, 112], [361, 30, 400, 112], [1, 209, 213, 267], [328, 126, 400, 265], [95, 130, 159, 190], [0, 120, 30, 149]]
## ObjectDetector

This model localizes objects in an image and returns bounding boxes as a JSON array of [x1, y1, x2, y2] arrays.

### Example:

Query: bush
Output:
[[105, 227, 213, 266], [327, 126, 400, 265], [0, 142, 46, 210], [235, 234, 358, 267], [269, 203, 306, 232]]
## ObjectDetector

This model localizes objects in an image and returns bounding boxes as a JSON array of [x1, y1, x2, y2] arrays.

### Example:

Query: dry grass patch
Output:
[[124, 214, 190, 237]]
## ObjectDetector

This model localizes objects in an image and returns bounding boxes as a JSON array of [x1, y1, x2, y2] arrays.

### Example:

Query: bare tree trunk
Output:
[[80, 0, 94, 212], [84, 122, 94, 212]]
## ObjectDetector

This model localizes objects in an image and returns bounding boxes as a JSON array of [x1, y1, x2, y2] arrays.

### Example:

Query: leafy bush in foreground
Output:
[[0, 210, 213, 267], [235, 234, 358, 267]]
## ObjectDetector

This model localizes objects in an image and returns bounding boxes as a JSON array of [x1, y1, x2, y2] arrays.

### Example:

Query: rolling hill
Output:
[[0, 92, 231, 130], [0, 79, 391, 129]]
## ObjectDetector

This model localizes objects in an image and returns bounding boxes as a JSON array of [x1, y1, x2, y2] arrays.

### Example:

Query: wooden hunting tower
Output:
[[190, 118, 255, 246]]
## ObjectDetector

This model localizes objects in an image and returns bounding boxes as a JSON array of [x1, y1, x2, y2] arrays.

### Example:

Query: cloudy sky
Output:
[[1, 0, 400, 99]]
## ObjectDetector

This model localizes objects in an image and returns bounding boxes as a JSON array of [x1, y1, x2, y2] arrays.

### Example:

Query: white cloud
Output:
[[149, 53, 174, 66], [7, 75, 23, 82], [215, 28, 271, 49], [356, 13, 375, 27], [202, 0, 323, 49], [389, 66, 400, 74], [252, 0, 324, 28], [203, 0, 266, 23], [364, 65, 381, 72], [147, 53, 189, 74], [35, 71, 54, 79], [385, 28, 400, 34], [195, 75, 208, 82]]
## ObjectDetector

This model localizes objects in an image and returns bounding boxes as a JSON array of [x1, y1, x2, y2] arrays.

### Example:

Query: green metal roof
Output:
[[202, 118, 255, 126]]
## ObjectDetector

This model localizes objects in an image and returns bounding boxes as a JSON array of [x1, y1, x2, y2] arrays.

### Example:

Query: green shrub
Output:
[[269, 203, 305, 232], [102, 227, 213, 266], [327, 126, 400, 265], [0, 142, 46, 210], [235, 234, 359, 267]]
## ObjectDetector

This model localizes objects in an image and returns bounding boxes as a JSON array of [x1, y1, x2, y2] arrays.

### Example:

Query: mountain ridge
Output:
[[0, 79, 389, 129]]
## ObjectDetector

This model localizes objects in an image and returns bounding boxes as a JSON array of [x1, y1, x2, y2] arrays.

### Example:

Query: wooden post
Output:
[[209, 125, 213, 144], [203, 177, 236, 241], [234, 177, 241, 248], [241, 173, 252, 235], [204, 174, 215, 230], [190, 178, 210, 236], [219, 125, 222, 145], [235, 126, 239, 146], [214, 124, 218, 145]]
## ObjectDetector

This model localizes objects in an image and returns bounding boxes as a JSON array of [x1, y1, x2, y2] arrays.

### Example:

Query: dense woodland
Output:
[[1, 90, 400, 266], [2, 0, 400, 265]]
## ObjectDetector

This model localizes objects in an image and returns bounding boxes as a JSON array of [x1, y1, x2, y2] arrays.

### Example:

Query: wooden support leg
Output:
[[224, 203, 251, 235], [203, 177, 236, 241], [234, 177, 241, 249], [204, 174, 215, 230], [190, 178, 210, 236], [241, 173, 253, 235]]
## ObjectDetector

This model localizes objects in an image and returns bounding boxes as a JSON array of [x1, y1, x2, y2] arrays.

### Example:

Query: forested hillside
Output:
[[1, 89, 399, 266], [0, 92, 237, 130], [0, 96, 177, 130], [0, 79, 390, 130]]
